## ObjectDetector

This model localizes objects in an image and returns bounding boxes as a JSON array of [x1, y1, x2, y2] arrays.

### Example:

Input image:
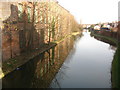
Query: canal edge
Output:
[[1, 43, 57, 79]]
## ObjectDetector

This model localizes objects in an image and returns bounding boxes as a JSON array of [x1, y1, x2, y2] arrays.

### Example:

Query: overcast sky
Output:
[[57, 0, 120, 24]]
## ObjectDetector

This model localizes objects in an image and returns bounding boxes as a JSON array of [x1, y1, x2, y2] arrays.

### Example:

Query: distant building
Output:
[[94, 25, 100, 30]]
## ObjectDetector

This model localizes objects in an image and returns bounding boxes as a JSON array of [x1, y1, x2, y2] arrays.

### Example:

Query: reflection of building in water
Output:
[[0, 1, 79, 61], [2, 35, 77, 88], [32, 36, 76, 88]]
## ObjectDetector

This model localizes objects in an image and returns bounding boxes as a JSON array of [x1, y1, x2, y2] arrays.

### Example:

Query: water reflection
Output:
[[50, 31, 116, 88], [2, 35, 78, 88], [2, 31, 116, 88]]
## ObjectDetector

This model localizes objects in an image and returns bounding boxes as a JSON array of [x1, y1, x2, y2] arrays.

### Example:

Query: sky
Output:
[[57, 0, 120, 24]]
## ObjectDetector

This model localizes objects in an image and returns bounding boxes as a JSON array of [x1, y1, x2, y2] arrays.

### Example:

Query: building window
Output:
[[40, 16, 43, 24], [35, 9, 38, 23], [27, 7, 32, 23], [18, 4, 23, 22], [44, 17, 47, 24]]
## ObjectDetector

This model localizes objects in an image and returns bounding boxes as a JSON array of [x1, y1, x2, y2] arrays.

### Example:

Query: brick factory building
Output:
[[0, 1, 80, 61]]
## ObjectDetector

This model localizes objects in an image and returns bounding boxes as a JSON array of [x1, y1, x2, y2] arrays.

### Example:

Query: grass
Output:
[[91, 31, 117, 45], [111, 42, 120, 88]]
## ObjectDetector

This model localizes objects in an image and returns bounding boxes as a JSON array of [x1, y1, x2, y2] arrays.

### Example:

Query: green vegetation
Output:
[[90, 25, 94, 28], [51, 17, 55, 39], [91, 31, 117, 45], [18, 4, 23, 22], [91, 31, 120, 88], [112, 42, 120, 88], [27, 7, 32, 23]]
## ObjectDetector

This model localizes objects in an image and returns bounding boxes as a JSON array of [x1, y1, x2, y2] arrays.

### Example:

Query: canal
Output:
[[2, 30, 116, 88]]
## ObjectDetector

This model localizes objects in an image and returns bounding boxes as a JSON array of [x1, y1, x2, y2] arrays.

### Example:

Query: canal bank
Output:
[[90, 30, 117, 45], [90, 30, 120, 88], [1, 32, 81, 79], [50, 30, 116, 88], [112, 43, 120, 88], [2, 30, 117, 88], [2, 32, 79, 88], [1, 43, 57, 78]]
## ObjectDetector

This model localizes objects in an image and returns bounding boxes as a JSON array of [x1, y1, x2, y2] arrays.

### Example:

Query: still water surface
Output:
[[2, 30, 116, 88], [50, 30, 116, 88]]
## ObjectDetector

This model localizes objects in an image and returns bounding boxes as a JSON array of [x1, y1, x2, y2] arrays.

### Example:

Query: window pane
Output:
[[18, 4, 23, 21], [27, 7, 31, 23]]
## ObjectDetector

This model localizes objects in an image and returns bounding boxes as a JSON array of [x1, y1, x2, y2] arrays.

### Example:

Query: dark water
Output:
[[2, 30, 116, 88]]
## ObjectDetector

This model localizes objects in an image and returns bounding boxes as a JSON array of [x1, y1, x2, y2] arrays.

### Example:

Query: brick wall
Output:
[[1, 1, 79, 62]]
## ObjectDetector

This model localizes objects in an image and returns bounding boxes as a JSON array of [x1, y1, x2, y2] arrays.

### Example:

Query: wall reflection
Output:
[[2, 35, 78, 88]]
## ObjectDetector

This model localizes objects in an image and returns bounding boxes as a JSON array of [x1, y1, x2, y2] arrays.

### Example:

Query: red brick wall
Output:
[[2, 24, 20, 61], [1, 2, 79, 62]]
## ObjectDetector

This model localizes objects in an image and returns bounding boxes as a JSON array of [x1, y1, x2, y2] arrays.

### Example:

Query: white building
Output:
[[94, 25, 100, 30]]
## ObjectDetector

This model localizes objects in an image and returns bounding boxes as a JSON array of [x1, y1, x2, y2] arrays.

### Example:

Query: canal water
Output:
[[2, 30, 116, 88]]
